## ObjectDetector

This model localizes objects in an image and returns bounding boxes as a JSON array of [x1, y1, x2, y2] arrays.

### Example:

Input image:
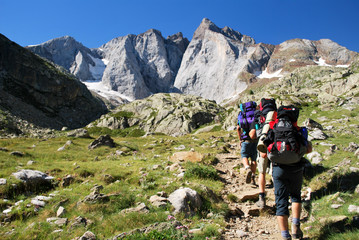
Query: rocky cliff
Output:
[[0, 34, 107, 131], [173, 18, 275, 103], [26, 18, 358, 105]]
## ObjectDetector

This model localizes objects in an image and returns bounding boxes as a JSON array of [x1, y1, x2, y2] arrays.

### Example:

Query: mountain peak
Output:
[[193, 18, 222, 39]]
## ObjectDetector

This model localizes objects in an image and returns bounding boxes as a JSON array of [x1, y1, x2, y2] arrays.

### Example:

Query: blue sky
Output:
[[1, 0, 359, 52]]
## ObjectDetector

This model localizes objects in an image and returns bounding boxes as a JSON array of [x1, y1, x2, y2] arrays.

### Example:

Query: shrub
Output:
[[227, 194, 238, 203], [184, 163, 219, 180]]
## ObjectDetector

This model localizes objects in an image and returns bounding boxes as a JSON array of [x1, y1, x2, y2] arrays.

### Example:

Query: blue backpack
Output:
[[237, 101, 257, 140]]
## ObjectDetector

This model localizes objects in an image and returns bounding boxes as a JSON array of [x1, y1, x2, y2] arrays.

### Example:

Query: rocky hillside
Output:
[[0, 34, 107, 134], [88, 93, 225, 137], [26, 18, 358, 105]]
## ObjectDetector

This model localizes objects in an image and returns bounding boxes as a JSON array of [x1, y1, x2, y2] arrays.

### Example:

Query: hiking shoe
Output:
[[245, 168, 252, 184], [255, 195, 266, 208], [292, 224, 303, 239]]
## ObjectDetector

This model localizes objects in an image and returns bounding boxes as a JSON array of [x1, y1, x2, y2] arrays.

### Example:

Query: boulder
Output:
[[149, 195, 168, 208], [10, 151, 24, 157], [170, 151, 204, 163], [57, 206, 66, 217], [120, 202, 149, 214], [61, 175, 74, 187], [0, 178, 7, 185], [303, 118, 323, 130], [308, 129, 328, 140], [79, 231, 96, 240], [168, 187, 202, 216], [344, 142, 359, 152], [70, 216, 88, 229], [12, 169, 54, 182], [82, 189, 109, 203], [88, 135, 116, 149], [46, 217, 68, 227], [306, 151, 323, 164], [67, 128, 91, 138]]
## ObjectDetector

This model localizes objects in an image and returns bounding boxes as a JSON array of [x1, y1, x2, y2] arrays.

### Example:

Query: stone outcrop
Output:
[[0, 34, 107, 130], [90, 93, 224, 136]]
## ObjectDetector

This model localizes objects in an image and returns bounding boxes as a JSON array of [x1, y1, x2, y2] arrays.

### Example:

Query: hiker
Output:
[[263, 105, 312, 240], [255, 98, 277, 208], [237, 101, 258, 184]]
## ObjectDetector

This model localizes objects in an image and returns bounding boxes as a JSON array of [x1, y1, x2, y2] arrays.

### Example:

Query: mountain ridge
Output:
[[24, 18, 358, 104]]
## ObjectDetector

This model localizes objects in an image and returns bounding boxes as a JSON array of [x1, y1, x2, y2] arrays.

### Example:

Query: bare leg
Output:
[[258, 172, 266, 193], [242, 157, 250, 168], [277, 215, 289, 231], [292, 202, 301, 219], [250, 160, 257, 174]]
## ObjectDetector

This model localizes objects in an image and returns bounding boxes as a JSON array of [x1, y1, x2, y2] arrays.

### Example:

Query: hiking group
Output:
[[236, 98, 312, 240]]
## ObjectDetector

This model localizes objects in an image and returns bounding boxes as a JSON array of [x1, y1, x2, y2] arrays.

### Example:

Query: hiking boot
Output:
[[256, 195, 266, 208], [245, 168, 252, 184], [292, 224, 303, 239]]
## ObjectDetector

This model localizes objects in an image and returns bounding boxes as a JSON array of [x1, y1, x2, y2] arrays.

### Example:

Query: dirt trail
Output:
[[215, 142, 282, 240]]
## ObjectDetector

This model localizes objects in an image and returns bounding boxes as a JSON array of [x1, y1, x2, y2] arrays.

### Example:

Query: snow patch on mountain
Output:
[[89, 55, 107, 80], [255, 69, 283, 79], [84, 80, 133, 102], [314, 57, 349, 68]]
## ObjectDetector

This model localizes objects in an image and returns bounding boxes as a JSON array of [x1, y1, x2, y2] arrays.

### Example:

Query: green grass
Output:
[[0, 131, 229, 239]]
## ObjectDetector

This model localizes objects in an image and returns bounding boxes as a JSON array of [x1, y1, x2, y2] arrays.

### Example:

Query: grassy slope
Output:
[[0, 131, 229, 239]]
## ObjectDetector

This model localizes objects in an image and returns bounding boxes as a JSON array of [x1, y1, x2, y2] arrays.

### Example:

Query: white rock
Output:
[[168, 187, 202, 216], [31, 199, 46, 207], [57, 206, 66, 217], [348, 205, 359, 213], [0, 178, 7, 185]]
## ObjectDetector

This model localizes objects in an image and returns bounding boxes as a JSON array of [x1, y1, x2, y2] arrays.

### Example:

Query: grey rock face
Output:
[[100, 29, 189, 100], [174, 18, 274, 103], [26, 36, 103, 81]]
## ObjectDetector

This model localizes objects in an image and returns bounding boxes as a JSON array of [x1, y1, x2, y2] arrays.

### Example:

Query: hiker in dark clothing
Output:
[[264, 105, 312, 240], [272, 142, 312, 240]]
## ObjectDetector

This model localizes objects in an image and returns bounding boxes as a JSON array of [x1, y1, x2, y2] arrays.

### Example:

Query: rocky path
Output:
[[215, 142, 282, 240]]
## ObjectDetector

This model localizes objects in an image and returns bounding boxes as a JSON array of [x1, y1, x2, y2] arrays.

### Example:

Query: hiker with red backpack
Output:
[[255, 98, 278, 208], [263, 105, 312, 240], [237, 101, 258, 184]]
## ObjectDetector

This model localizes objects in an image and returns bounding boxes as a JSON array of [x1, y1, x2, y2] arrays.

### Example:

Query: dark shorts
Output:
[[240, 141, 257, 161], [272, 164, 304, 216]]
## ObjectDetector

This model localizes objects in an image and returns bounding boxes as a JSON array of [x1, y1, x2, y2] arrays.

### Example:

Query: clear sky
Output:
[[1, 0, 359, 52]]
